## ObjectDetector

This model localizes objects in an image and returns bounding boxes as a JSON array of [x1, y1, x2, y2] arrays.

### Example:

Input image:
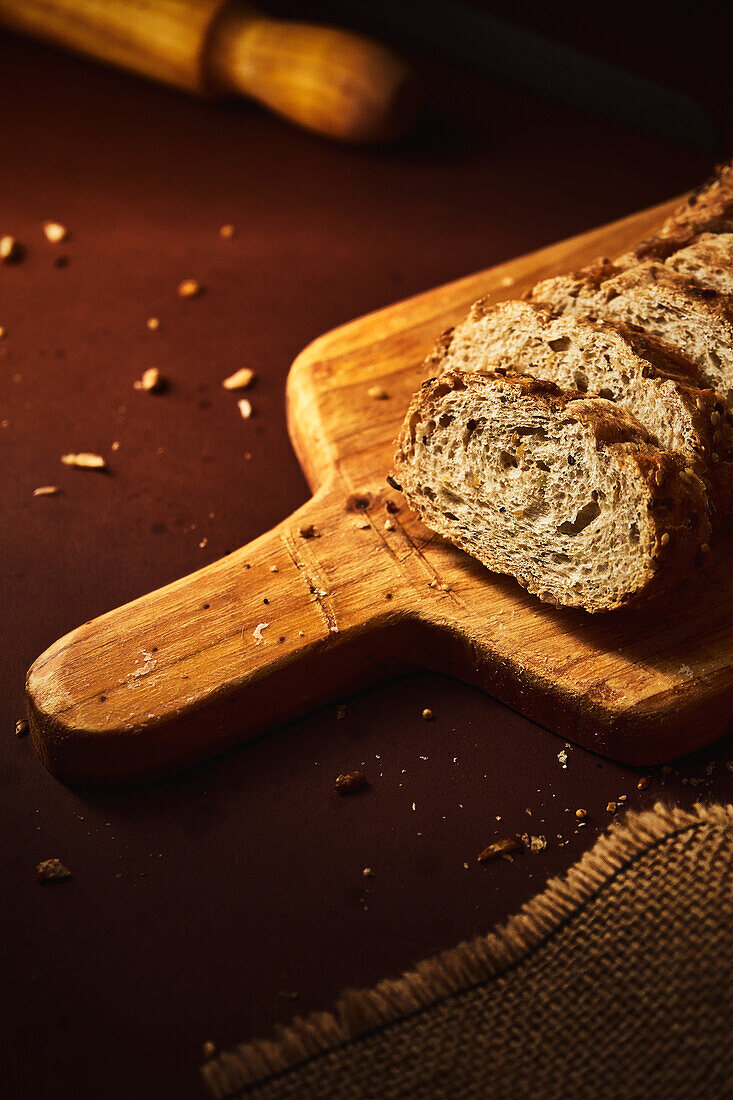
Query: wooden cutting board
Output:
[[27, 197, 733, 785]]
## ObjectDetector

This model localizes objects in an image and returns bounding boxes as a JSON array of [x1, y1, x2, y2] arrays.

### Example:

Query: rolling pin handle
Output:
[[208, 6, 420, 142]]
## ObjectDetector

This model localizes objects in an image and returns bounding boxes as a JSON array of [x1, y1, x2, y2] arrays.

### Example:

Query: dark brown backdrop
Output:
[[2, 7, 733, 1099]]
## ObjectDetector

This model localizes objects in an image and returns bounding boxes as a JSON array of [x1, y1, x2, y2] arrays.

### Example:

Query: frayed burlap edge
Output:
[[203, 801, 733, 1099]]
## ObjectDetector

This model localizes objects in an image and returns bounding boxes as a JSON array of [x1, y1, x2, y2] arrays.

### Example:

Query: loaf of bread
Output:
[[428, 298, 724, 484], [392, 371, 711, 613], [666, 233, 733, 295]]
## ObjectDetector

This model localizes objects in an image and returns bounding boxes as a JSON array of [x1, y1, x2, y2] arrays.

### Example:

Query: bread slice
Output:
[[429, 299, 723, 483], [392, 371, 711, 613], [529, 260, 733, 406], [618, 160, 733, 266], [665, 232, 733, 294]]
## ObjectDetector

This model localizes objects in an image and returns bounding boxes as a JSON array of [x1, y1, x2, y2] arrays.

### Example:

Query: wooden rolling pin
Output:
[[0, 0, 418, 141]]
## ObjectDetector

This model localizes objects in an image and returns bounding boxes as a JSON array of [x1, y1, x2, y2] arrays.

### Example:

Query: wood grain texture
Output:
[[26, 197, 733, 784]]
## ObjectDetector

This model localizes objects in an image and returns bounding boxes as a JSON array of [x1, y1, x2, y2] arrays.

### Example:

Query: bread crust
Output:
[[393, 371, 711, 613]]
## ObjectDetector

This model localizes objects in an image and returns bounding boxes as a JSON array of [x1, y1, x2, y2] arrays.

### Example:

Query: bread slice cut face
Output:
[[393, 371, 710, 614], [430, 299, 724, 481]]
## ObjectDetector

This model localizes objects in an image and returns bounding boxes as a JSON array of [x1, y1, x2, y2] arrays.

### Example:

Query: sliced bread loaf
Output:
[[618, 160, 733, 266], [529, 261, 733, 406], [429, 299, 722, 483], [392, 371, 711, 613], [665, 232, 733, 295]]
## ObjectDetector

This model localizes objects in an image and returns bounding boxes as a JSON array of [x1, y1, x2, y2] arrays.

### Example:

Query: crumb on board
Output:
[[36, 858, 71, 883], [557, 749, 568, 769], [134, 367, 164, 393], [500, 274, 515, 287], [237, 398, 252, 419], [478, 837, 522, 863], [223, 367, 255, 391], [15, 718, 29, 738], [606, 801, 617, 814], [269, 564, 278, 573], [252, 622, 269, 644], [362, 867, 375, 878], [335, 770, 367, 794], [575, 808, 587, 820], [33, 485, 60, 497], [146, 316, 160, 330], [421, 708, 434, 721], [61, 452, 106, 470], [219, 224, 235, 239], [299, 523, 318, 539], [43, 221, 67, 243], [177, 278, 201, 298], [336, 704, 347, 720], [528, 835, 547, 853], [367, 385, 389, 400], [201, 1041, 217, 1061], [0, 235, 23, 262], [637, 776, 651, 791]]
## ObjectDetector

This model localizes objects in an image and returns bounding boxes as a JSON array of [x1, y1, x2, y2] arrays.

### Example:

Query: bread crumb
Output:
[[299, 523, 318, 539], [36, 858, 71, 883], [111, 440, 121, 451], [61, 452, 106, 470], [637, 776, 651, 790], [606, 801, 617, 813], [478, 837, 521, 862], [421, 708, 434, 721], [237, 398, 252, 419], [500, 275, 515, 287], [15, 718, 29, 738], [198, 538, 207, 548], [177, 278, 201, 298], [223, 367, 255, 391], [134, 367, 164, 393], [384, 518, 396, 531], [201, 1041, 217, 1060], [43, 221, 67, 243], [367, 385, 389, 400], [219, 224, 235, 239], [362, 867, 375, 878], [0, 235, 22, 262], [269, 564, 278, 573], [252, 622, 269, 644], [557, 749, 568, 768], [33, 485, 60, 497], [335, 769, 367, 794], [529, 835, 547, 853], [575, 808, 587, 820]]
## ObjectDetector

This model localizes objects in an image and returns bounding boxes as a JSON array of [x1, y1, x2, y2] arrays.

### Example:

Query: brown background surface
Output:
[[2, 6, 733, 1098]]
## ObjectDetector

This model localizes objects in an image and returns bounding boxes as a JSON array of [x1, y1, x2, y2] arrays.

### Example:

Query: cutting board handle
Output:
[[26, 485, 419, 785]]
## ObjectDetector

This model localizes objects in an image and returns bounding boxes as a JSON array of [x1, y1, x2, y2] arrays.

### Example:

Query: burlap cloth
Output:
[[203, 803, 733, 1099]]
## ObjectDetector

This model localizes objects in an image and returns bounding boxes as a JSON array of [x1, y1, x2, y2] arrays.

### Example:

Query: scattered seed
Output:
[[299, 523, 318, 539], [223, 367, 255, 391], [36, 858, 71, 883], [33, 485, 60, 497], [15, 718, 29, 738], [367, 385, 389, 400], [421, 708, 434, 721], [111, 440, 121, 452], [177, 278, 201, 298], [61, 452, 106, 470], [201, 1041, 217, 1061], [636, 776, 651, 791], [219, 224, 235, 239], [618, 794, 627, 802], [134, 367, 164, 393], [575, 808, 587, 819], [335, 770, 367, 794], [237, 398, 252, 419], [146, 317, 160, 331], [478, 837, 522, 862], [43, 221, 67, 243], [0, 235, 22, 263]]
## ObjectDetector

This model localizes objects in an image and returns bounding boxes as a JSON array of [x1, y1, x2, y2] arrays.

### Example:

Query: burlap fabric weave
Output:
[[203, 803, 733, 1099]]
